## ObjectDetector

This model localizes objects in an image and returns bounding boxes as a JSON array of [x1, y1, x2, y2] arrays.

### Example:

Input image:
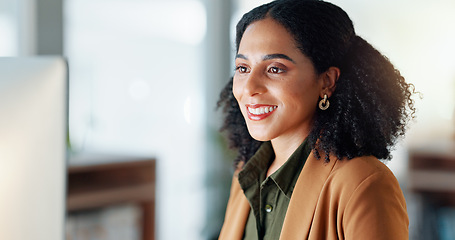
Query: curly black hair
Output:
[[218, 0, 416, 165]]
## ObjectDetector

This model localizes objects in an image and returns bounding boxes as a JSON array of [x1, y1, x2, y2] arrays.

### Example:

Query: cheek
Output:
[[283, 84, 319, 109], [232, 78, 249, 119], [232, 77, 242, 102]]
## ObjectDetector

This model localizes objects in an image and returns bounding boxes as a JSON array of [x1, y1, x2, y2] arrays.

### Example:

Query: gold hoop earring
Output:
[[319, 94, 330, 110]]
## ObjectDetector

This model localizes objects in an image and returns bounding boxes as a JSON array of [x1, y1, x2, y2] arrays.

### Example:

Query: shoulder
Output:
[[330, 155, 398, 187], [322, 155, 406, 216], [327, 156, 409, 239]]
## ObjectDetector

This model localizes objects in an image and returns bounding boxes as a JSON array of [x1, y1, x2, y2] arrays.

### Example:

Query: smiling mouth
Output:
[[246, 104, 277, 121], [247, 105, 277, 115]]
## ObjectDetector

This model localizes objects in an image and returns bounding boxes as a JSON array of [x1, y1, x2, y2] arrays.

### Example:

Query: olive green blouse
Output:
[[238, 139, 311, 240]]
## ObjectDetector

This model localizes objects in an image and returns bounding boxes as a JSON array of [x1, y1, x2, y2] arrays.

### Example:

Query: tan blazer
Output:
[[219, 153, 409, 240]]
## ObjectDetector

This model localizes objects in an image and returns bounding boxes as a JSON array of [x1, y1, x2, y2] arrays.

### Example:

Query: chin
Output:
[[247, 126, 273, 142], [250, 134, 269, 142]]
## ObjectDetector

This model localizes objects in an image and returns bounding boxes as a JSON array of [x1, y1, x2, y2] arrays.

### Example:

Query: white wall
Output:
[[65, 0, 232, 239]]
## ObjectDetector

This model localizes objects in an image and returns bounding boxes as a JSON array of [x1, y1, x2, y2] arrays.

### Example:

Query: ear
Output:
[[319, 66, 340, 98]]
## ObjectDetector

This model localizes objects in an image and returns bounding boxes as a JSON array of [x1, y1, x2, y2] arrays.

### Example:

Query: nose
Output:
[[243, 70, 266, 96]]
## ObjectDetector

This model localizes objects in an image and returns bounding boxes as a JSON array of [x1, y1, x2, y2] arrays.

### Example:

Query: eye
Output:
[[235, 65, 249, 73], [268, 66, 285, 74]]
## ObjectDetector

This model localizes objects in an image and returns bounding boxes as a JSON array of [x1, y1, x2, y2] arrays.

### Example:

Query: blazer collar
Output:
[[279, 152, 337, 239], [218, 167, 251, 240], [219, 151, 337, 240]]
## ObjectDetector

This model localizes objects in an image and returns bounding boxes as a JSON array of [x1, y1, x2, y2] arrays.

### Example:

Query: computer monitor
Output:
[[0, 57, 67, 240]]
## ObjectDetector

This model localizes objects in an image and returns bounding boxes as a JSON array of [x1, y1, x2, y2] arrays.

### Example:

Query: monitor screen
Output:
[[0, 57, 67, 240]]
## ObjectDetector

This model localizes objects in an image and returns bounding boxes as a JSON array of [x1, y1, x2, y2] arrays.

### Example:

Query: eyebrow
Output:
[[235, 53, 296, 64]]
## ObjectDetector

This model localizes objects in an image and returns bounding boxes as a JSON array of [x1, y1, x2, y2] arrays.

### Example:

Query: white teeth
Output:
[[248, 106, 277, 115]]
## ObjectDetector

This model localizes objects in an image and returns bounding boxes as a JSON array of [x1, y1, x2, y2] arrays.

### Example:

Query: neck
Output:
[[267, 132, 309, 176]]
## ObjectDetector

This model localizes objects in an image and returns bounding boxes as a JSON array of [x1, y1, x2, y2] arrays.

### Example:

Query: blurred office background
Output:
[[1, 0, 454, 239]]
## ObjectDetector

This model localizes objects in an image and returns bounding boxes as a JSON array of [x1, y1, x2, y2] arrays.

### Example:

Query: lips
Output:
[[246, 104, 277, 121]]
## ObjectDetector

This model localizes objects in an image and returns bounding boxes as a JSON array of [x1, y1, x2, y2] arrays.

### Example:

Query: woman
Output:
[[218, 0, 416, 239]]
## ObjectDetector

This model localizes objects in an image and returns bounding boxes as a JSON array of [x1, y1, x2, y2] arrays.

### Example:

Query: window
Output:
[[64, 1, 209, 239]]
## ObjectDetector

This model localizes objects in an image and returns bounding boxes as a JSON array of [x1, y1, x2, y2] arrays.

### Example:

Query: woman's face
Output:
[[233, 18, 325, 143]]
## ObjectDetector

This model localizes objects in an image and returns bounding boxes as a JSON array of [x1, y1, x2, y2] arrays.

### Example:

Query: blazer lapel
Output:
[[219, 171, 251, 240], [280, 153, 337, 239]]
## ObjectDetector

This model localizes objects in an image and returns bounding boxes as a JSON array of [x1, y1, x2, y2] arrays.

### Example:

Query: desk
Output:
[[67, 157, 156, 240]]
